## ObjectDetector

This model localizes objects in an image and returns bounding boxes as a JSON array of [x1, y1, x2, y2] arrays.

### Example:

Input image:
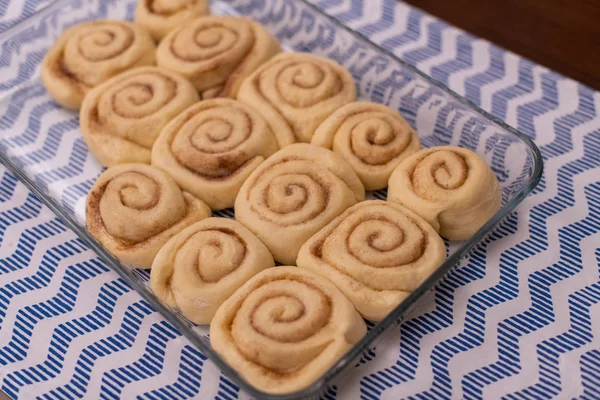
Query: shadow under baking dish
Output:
[[0, 0, 542, 398]]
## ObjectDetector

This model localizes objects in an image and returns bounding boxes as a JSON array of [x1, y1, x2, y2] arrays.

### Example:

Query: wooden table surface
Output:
[[404, 0, 600, 90]]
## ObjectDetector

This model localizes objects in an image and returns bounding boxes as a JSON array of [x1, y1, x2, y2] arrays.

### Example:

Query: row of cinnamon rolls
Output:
[[87, 144, 500, 295], [42, 6, 278, 109], [42, 5, 502, 395]]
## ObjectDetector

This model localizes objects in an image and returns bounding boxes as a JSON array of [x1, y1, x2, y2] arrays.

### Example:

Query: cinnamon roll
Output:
[[150, 218, 274, 324], [234, 144, 365, 265], [135, 0, 210, 41], [387, 146, 502, 240], [210, 266, 367, 394], [80, 66, 199, 166], [42, 20, 156, 109], [237, 53, 357, 147], [312, 102, 421, 190], [86, 163, 211, 269], [297, 200, 446, 321], [151, 99, 279, 210], [156, 16, 280, 98]]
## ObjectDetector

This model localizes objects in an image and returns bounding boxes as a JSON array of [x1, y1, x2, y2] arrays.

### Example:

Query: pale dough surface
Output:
[[297, 200, 446, 321], [312, 101, 421, 190], [157, 16, 280, 98], [234, 143, 365, 265], [42, 20, 156, 109], [152, 98, 279, 210], [210, 266, 367, 394], [135, 0, 210, 41], [80, 66, 199, 166], [388, 146, 502, 240], [150, 218, 274, 324], [237, 53, 357, 147], [86, 163, 211, 269]]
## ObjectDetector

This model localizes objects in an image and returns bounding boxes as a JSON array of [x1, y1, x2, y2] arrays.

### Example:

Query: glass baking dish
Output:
[[0, 0, 543, 398]]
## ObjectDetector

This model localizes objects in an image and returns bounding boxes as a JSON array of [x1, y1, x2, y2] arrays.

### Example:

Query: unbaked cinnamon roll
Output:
[[156, 16, 280, 98], [135, 0, 210, 41], [210, 266, 367, 394], [86, 163, 211, 269], [312, 102, 421, 190], [151, 99, 279, 210], [237, 53, 357, 147], [150, 218, 274, 324], [297, 200, 446, 321], [387, 146, 502, 240], [80, 66, 199, 166], [234, 144, 365, 265], [42, 20, 156, 109]]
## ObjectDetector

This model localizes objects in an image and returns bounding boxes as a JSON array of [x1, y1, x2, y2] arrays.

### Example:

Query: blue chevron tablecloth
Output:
[[0, 0, 599, 399]]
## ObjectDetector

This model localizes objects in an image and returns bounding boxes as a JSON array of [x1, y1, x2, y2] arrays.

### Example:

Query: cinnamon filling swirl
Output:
[[152, 99, 279, 210], [237, 53, 357, 147], [297, 200, 446, 321], [388, 146, 502, 240], [80, 66, 199, 166], [86, 164, 211, 269], [156, 16, 280, 97], [210, 267, 366, 394], [312, 102, 421, 190], [42, 20, 156, 109], [150, 218, 274, 324], [234, 144, 365, 264]]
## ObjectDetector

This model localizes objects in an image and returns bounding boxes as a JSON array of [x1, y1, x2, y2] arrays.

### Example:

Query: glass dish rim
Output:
[[0, 0, 544, 398]]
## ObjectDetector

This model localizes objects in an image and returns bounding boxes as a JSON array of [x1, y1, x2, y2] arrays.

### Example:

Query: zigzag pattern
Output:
[[0, 0, 597, 399], [0, 168, 228, 399], [0, 0, 52, 33]]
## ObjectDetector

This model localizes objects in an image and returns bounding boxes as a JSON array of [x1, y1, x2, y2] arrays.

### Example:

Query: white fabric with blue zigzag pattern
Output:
[[0, 0, 598, 399]]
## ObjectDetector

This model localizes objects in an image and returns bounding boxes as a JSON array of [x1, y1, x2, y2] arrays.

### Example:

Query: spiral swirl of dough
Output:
[[42, 20, 156, 109], [156, 16, 280, 98], [312, 102, 421, 190], [297, 200, 446, 321], [150, 218, 274, 324], [80, 66, 199, 166], [86, 164, 211, 269], [237, 53, 357, 147], [387, 146, 502, 240], [152, 99, 279, 210], [210, 266, 366, 394], [234, 144, 365, 264], [135, 0, 210, 41]]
